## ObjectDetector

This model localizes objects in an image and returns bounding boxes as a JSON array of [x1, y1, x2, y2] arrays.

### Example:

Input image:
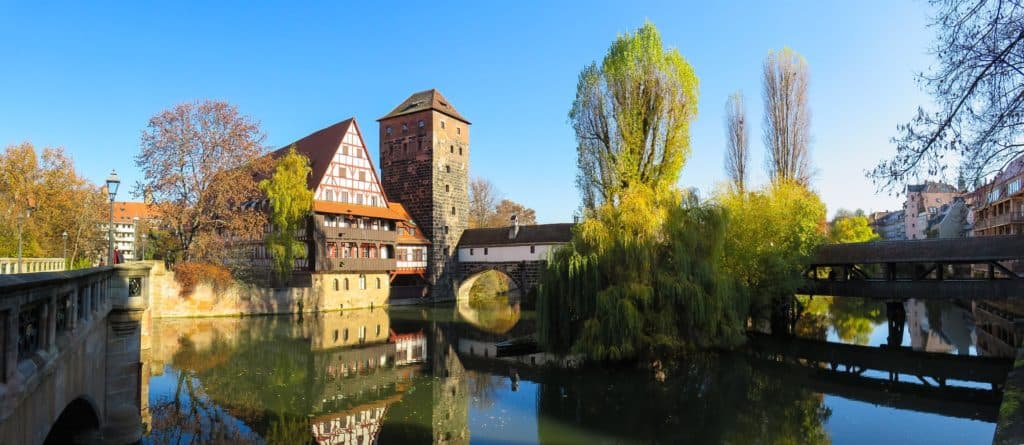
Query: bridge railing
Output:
[[0, 258, 66, 275], [0, 263, 151, 429]]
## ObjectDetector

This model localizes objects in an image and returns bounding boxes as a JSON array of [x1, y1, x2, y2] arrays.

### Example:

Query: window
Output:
[[1009, 179, 1022, 195], [359, 326, 366, 342], [457, 127, 461, 135], [376, 277, 381, 289], [357, 194, 364, 205], [928, 207, 937, 214], [470, 248, 474, 256], [325, 190, 333, 201], [333, 330, 339, 342], [359, 274, 366, 290], [386, 126, 392, 135], [328, 242, 337, 258], [344, 328, 349, 341], [418, 120, 424, 128], [376, 324, 381, 336], [530, 245, 536, 254], [445, 184, 450, 192], [370, 196, 377, 207], [459, 147, 463, 155], [445, 165, 451, 173], [450, 145, 454, 153], [402, 124, 408, 133], [362, 245, 370, 258], [484, 247, 489, 255], [341, 191, 349, 203], [441, 120, 445, 129], [451, 206, 456, 216], [444, 226, 449, 235]]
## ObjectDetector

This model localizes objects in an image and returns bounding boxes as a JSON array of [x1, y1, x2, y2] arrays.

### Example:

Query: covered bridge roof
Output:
[[810, 235, 1024, 265], [458, 223, 574, 247]]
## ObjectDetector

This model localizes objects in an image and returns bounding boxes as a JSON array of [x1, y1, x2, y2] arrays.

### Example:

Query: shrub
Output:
[[173, 262, 234, 297]]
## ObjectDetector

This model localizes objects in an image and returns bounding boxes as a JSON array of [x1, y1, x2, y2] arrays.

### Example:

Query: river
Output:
[[140, 296, 1018, 444]]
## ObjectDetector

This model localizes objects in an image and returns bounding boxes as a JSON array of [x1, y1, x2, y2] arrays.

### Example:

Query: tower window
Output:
[[418, 120, 425, 128], [457, 127, 461, 135], [445, 184, 450, 192], [444, 226, 449, 235], [451, 206, 456, 215], [402, 124, 408, 133], [459, 147, 463, 155], [445, 165, 451, 173], [386, 126, 392, 135], [450, 145, 454, 154], [441, 120, 446, 129]]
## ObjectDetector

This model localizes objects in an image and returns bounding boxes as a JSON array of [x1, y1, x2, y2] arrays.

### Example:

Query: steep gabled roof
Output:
[[271, 118, 355, 191], [378, 89, 470, 123], [389, 203, 431, 245]]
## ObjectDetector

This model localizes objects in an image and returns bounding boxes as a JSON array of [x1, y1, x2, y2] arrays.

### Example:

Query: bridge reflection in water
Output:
[[134, 294, 1019, 444]]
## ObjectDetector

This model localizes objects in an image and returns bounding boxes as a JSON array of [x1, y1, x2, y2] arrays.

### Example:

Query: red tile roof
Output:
[[389, 203, 430, 245], [270, 118, 355, 191], [112, 201, 158, 224]]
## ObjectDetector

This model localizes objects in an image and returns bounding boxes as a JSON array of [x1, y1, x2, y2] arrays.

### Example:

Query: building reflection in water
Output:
[[142, 307, 470, 445]]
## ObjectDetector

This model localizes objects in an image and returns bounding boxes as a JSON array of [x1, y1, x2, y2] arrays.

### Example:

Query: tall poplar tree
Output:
[[763, 48, 812, 186], [725, 91, 749, 191], [259, 147, 313, 283]]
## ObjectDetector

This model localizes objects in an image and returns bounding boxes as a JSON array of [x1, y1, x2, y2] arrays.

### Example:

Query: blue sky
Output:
[[0, 1, 935, 222]]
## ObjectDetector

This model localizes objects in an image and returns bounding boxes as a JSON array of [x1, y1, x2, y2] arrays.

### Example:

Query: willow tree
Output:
[[569, 21, 698, 210], [724, 91, 749, 191], [259, 147, 313, 284], [541, 23, 746, 360], [763, 48, 812, 186]]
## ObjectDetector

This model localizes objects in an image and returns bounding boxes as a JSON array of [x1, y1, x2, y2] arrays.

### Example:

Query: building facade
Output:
[[378, 90, 470, 301], [99, 201, 157, 261], [868, 210, 906, 240], [971, 154, 1024, 236], [269, 118, 404, 307], [904, 181, 959, 239]]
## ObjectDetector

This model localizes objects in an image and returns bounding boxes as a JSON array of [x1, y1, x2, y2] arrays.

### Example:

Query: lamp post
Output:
[[16, 198, 36, 274], [106, 170, 120, 266], [61, 231, 68, 270]]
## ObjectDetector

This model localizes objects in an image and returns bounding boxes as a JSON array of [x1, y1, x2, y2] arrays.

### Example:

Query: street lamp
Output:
[[61, 231, 68, 270], [106, 170, 120, 266], [16, 197, 35, 274]]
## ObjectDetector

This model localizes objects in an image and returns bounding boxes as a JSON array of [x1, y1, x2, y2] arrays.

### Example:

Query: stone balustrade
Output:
[[0, 262, 152, 444], [0, 258, 66, 275]]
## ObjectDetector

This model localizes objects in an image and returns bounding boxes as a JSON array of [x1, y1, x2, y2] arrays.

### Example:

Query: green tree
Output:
[[719, 181, 828, 326], [259, 147, 313, 284], [828, 210, 879, 244], [569, 21, 699, 210]]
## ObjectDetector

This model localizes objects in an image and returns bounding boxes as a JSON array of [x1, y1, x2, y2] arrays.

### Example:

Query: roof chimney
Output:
[[509, 214, 519, 240]]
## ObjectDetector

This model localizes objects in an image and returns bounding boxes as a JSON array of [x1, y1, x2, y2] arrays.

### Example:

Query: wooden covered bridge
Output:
[[800, 235, 1024, 300]]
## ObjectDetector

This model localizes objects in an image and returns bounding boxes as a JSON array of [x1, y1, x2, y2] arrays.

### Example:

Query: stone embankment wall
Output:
[[147, 262, 388, 318]]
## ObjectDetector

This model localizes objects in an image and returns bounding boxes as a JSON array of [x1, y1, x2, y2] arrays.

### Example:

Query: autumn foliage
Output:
[[173, 262, 234, 297]]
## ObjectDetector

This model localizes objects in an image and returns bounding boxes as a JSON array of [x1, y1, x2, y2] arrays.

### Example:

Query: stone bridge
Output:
[[453, 223, 574, 301], [0, 263, 152, 444]]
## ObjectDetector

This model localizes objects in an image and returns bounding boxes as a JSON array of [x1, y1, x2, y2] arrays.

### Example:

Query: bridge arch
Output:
[[44, 396, 101, 445], [457, 268, 522, 301]]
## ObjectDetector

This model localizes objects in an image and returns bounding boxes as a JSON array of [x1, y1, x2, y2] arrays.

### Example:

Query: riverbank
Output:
[[146, 261, 392, 318], [993, 338, 1024, 445]]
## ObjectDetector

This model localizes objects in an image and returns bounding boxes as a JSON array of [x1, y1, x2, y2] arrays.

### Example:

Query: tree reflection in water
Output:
[[796, 296, 886, 344], [536, 353, 831, 444]]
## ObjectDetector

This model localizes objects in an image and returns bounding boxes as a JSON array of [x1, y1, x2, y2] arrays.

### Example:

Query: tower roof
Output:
[[378, 89, 470, 124]]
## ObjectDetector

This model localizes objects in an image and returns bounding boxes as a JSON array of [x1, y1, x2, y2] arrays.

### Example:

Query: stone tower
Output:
[[378, 90, 469, 300]]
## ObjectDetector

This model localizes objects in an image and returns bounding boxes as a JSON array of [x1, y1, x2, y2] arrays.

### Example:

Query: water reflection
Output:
[[141, 297, 1020, 444]]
